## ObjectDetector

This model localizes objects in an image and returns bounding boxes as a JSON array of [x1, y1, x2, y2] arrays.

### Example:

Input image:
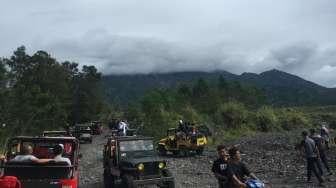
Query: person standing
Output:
[[212, 145, 230, 188], [118, 120, 128, 136], [310, 128, 332, 176], [301, 130, 325, 186], [320, 124, 330, 150]]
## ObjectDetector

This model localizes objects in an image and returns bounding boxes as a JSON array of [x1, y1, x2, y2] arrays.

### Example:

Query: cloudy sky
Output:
[[1, 0, 336, 87]]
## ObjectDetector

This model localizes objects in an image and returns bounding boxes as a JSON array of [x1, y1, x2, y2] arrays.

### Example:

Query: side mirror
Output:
[[78, 153, 83, 159]]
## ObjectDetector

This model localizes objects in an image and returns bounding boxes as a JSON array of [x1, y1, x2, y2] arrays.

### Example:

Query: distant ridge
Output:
[[102, 69, 336, 106]]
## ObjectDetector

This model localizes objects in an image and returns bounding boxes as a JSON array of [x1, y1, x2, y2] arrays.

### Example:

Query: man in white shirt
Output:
[[53, 144, 71, 166], [118, 120, 129, 136], [11, 145, 51, 163]]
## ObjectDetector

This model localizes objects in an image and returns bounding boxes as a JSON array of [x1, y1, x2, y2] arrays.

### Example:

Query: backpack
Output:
[[0, 176, 21, 188], [246, 179, 265, 188]]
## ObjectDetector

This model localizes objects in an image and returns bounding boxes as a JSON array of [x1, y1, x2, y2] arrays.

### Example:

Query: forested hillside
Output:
[[103, 70, 336, 106], [0, 46, 105, 146], [123, 77, 332, 140]]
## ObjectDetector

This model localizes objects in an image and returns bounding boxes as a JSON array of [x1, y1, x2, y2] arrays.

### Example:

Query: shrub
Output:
[[256, 106, 279, 132], [278, 108, 310, 131], [214, 101, 248, 129]]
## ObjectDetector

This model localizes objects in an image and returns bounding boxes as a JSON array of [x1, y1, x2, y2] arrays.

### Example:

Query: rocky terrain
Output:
[[79, 130, 336, 188]]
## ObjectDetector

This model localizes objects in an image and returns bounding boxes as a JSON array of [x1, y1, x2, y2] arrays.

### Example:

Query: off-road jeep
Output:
[[0, 136, 80, 188], [157, 126, 208, 156], [73, 124, 93, 143], [42, 130, 71, 137], [91, 121, 103, 135], [103, 136, 175, 188]]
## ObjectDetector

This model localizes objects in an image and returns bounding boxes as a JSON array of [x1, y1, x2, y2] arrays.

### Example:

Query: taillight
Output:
[[60, 179, 77, 188]]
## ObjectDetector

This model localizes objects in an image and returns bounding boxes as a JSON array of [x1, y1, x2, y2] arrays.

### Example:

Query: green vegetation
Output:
[[0, 46, 105, 148], [125, 77, 335, 143]]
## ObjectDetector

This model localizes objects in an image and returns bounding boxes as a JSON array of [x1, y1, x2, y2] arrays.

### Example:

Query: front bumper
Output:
[[134, 176, 174, 185], [79, 137, 92, 141]]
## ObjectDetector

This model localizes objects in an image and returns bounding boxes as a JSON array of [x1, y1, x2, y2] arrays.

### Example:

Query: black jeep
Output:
[[73, 124, 93, 143], [103, 136, 175, 188], [91, 121, 103, 135], [0, 136, 80, 188]]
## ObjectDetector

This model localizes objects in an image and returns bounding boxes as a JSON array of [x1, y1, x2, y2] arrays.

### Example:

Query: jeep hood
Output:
[[121, 155, 163, 165]]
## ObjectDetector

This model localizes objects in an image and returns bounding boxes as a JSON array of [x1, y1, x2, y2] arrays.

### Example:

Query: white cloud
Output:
[[1, 0, 336, 87]]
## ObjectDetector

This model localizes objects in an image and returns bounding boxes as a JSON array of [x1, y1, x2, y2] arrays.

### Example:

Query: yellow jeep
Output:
[[157, 127, 208, 156]]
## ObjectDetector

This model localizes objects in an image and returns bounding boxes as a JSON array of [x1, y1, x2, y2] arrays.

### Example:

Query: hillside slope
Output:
[[102, 69, 336, 106]]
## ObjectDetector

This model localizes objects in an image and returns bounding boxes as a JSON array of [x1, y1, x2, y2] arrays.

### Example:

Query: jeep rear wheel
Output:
[[122, 174, 136, 188], [196, 148, 204, 155], [172, 150, 180, 156]]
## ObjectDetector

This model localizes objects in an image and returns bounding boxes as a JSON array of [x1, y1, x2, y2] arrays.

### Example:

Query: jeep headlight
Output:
[[137, 163, 144, 171], [158, 162, 166, 169]]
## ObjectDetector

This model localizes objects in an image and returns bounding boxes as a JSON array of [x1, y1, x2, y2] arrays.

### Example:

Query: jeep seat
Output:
[[4, 161, 72, 180]]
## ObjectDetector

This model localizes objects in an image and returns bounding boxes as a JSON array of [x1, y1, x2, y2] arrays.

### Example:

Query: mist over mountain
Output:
[[102, 69, 336, 106]]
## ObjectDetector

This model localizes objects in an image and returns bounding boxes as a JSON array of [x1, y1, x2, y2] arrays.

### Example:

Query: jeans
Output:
[[307, 157, 324, 183], [320, 151, 331, 172]]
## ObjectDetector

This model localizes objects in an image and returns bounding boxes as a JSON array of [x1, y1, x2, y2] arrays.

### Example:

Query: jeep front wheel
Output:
[[103, 170, 113, 188], [162, 169, 175, 188], [122, 174, 136, 188], [158, 145, 167, 156], [196, 148, 204, 155]]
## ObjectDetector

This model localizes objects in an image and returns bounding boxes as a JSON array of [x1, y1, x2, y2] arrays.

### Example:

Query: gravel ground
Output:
[[78, 130, 336, 188]]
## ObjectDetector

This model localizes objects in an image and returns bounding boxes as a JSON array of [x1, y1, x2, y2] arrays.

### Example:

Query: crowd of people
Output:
[[299, 123, 333, 187], [211, 122, 333, 188]]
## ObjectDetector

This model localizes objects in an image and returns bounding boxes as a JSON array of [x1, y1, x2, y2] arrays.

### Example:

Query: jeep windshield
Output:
[[119, 140, 154, 152], [119, 140, 155, 157]]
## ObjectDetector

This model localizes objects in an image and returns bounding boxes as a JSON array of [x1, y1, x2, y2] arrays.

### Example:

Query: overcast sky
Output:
[[1, 0, 336, 87]]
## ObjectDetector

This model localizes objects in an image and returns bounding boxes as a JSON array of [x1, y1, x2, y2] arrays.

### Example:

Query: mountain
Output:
[[102, 69, 336, 106]]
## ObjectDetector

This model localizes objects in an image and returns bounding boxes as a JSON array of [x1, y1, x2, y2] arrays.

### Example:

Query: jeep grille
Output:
[[142, 162, 160, 176]]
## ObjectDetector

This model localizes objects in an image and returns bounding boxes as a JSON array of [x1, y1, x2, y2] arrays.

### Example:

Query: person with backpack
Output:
[[301, 130, 325, 186], [310, 128, 332, 176]]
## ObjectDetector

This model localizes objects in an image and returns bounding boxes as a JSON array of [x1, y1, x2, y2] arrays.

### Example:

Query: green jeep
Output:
[[103, 136, 175, 188]]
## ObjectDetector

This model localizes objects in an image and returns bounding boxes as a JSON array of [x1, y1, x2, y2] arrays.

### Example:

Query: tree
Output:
[[192, 78, 209, 97], [1, 46, 104, 134]]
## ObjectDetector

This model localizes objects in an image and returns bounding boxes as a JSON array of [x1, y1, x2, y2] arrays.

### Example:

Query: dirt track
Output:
[[79, 129, 336, 188]]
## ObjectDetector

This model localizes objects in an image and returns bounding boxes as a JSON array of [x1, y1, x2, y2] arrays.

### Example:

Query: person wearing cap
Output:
[[212, 145, 230, 188], [53, 144, 71, 165]]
